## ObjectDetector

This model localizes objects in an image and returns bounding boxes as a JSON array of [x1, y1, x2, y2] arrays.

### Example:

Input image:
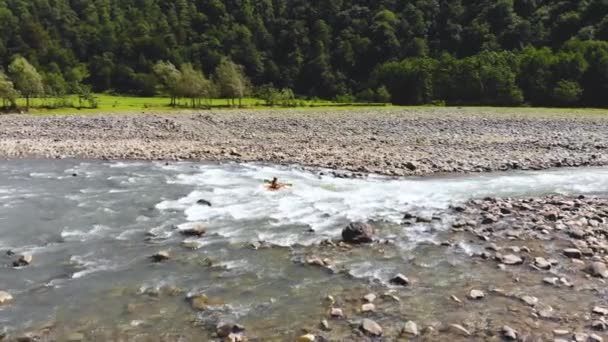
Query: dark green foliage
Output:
[[0, 0, 606, 107]]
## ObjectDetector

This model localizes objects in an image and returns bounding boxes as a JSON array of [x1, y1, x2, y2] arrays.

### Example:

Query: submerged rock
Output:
[[150, 250, 170, 262], [13, 253, 33, 267], [360, 318, 383, 336], [389, 274, 410, 286], [179, 223, 206, 237], [196, 199, 212, 206], [216, 322, 245, 338], [342, 222, 374, 244]]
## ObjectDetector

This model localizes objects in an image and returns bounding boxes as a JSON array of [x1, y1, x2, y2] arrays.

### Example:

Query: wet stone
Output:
[[564, 248, 582, 259], [389, 274, 410, 286], [363, 293, 376, 303], [500, 254, 524, 265], [592, 320, 606, 331], [361, 303, 375, 313], [449, 324, 471, 336], [521, 295, 539, 306], [360, 319, 383, 337], [469, 289, 485, 300], [502, 325, 518, 340], [13, 253, 33, 267], [342, 222, 375, 244], [330, 308, 344, 318], [574, 332, 589, 342], [297, 334, 316, 342], [0, 291, 13, 305], [593, 306, 608, 315], [590, 333, 604, 342], [403, 321, 419, 336], [150, 250, 170, 262], [534, 257, 552, 270]]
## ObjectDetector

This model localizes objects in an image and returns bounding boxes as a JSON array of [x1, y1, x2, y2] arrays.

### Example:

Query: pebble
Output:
[[590, 333, 604, 342], [320, 319, 331, 331], [564, 248, 582, 259], [553, 329, 570, 336], [403, 320, 419, 336], [593, 306, 608, 315], [502, 325, 518, 340], [469, 289, 485, 300], [500, 254, 524, 265], [360, 319, 383, 336], [0, 291, 13, 305], [574, 332, 590, 342], [588, 262, 608, 278], [330, 308, 344, 318], [297, 334, 316, 342], [534, 257, 551, 270], [449, 324, 471, 336], [363, 293, 376, 303], [520, 295, 538, 306], [361, 303, 375, 312]]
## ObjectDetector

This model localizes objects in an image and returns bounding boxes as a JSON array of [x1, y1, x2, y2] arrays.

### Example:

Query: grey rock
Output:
[[564, 248, 582, 258], [342, 222, 374, 244], [587, 262, 608, 278], [360, 319, 383, 336]]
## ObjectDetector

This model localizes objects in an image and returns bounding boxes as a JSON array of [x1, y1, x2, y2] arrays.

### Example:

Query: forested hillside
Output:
[[1, 0, 607, 107]]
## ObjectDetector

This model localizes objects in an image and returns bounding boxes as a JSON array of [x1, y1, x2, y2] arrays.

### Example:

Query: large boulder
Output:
[[342, 222, 375, 244]]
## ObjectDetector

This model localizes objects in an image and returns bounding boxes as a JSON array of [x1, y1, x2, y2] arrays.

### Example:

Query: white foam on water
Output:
[[61, 225, 111, 242], [69, 254, 114, 279], [158, 164, 608, 246]]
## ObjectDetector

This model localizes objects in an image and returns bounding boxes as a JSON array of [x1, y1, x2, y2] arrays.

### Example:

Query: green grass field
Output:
[[10, 94, 608, 116], [15, 94, 378, 114]]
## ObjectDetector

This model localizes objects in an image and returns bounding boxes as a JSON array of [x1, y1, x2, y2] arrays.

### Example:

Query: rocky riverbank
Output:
[[0, 108, 607, 176]]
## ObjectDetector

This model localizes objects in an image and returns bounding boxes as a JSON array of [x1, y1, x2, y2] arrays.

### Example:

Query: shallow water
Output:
[[1, 160, 608, 340]]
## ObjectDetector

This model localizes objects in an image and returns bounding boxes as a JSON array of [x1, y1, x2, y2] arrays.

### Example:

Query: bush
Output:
[[553, 80, 583, 106]]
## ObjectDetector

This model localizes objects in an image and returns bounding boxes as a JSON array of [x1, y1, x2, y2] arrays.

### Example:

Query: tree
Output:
[[0, 71, 19, 109], [214, 58, 250, 106], [8, 57, 44, 110], [176, 63, 211, 108], [153, 61, 181, 106], [553, 80, 583, 106]]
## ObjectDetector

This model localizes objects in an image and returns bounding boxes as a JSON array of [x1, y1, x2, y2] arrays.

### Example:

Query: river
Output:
[[1, 160, 607, 340]]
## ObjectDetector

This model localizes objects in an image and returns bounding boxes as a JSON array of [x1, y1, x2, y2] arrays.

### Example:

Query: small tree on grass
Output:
[[214, 58, 250, 107], [153, 61, 181, 106], [8, 57, 44, 110], [553, 80, 583, 106], [0, 71, 19, 109], [176, 63, 212, 108]]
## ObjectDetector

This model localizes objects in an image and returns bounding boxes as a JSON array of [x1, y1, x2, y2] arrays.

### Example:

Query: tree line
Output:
[[1, 0, 607, 108], [375, 40, 608, 107]]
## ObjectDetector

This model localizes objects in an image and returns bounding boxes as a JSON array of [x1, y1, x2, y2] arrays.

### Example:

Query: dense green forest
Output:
[[1, 0, 608, 108]]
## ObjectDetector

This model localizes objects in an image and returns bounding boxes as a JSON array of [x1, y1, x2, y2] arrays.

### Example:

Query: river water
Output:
[[1, 160, 607, 340]]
